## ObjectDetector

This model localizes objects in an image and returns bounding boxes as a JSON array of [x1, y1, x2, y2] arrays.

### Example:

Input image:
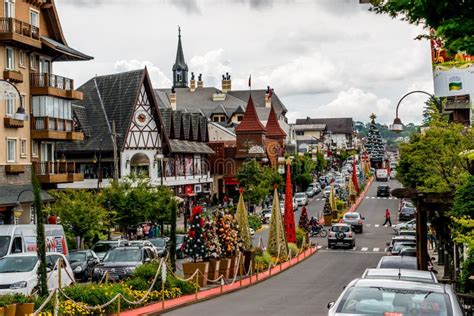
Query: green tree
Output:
[[47, 189, 106, 249], [397, 122, 473, 192], [369, 0, 474, 54]]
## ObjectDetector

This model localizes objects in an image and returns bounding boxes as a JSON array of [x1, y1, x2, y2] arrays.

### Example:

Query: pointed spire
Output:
[[265, 105, 286, 139], [235, 95, 266, 133], [173, 26, 188, 88]]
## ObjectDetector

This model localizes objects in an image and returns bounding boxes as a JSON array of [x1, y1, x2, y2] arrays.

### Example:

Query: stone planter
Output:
[[218, 258, 231, 279], [15, 303, 34, 316], [243, 250, 255, 274], [4, 305, 15, 316], [208, 258, 221, 281], [182, 261, 209, 287]]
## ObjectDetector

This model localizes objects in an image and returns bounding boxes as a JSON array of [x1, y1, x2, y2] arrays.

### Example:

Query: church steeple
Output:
[[172, 27, 188, 88]]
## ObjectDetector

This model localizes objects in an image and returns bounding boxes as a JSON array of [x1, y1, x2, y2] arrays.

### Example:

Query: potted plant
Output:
[[216, 212, 239, 278], [204, 219, 222, 281], [182, 206, 210, 287], [0, 294, 16, 316], [323, 197, 333, 226], [13, 294, 34, 316]]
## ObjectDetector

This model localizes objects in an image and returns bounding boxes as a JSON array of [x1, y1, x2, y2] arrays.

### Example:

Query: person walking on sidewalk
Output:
[[383, 209, 392, 227]]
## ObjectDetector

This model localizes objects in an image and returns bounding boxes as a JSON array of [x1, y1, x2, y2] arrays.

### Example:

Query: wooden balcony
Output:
[[33, 161, 84, 184], [30, 73, 83, 100], [4, 117, 24, 128], [3, 70, 23, 83], [0, 18, 41, 49], [31, 116, 84, 141], [5, 164, 25, 174]]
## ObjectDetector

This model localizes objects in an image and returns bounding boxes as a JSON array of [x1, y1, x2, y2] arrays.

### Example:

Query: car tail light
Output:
[[348, 232, 352, 238], [340, 219, 345, 223], [358, 219, 362, 224]]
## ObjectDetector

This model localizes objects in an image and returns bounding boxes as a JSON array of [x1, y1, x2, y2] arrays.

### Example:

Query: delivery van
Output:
[[375, 169, 389, 181], [0, 225, 68, 258]]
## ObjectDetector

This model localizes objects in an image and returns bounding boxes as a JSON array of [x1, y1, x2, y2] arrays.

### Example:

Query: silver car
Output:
[[294, 192, 308, 206], [340, 212, 364, 233], [328, 223, 355, 249], [327, 278, 464, 315], [361, 268, 438, 283]]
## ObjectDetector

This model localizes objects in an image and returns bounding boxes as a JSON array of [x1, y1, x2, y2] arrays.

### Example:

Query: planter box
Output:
[[323, 215, 333, 226], [3, 70, 23, 83], [4, 304, 15, 316], [228, 256, 238, 279], [243, 250, 255, 274], [182, 261, 209, 287], [5, 165, 25, 174], [15, 303, 34, 316], [3, 117, 24, 128], [208, 259, 220, 281], [218, 258, 231, 279]]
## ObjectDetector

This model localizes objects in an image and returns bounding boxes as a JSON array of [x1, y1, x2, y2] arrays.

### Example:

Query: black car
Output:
[[69, 250, 100, 282], [376, 185, 390, 197], [148, 238, 168, 257], [92, 246, 156, 282]]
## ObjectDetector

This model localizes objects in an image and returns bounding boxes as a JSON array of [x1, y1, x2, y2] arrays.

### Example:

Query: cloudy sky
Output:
[[55, 0, 434, 124]]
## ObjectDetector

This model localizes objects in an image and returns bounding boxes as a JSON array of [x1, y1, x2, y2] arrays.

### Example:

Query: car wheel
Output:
[[359, 227, 363, 234]]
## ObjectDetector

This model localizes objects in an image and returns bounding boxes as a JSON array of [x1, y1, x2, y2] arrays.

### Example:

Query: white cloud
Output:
[[114, 60, 172, 88], [189, 49, 232, 88]]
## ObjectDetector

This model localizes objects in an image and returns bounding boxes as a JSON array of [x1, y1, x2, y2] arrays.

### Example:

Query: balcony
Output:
[[4, 117, 24, 128], [31, 116, 84, 141], [33, 161, 84, 184], [3, 70, 23, 83], [30, 73, 83, 100], [5, 164, 25, 174], [0, 18, 41, 49]]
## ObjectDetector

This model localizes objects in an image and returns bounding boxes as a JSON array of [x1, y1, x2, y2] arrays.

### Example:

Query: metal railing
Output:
[[30, 73, 74, 90], [33, 161, 77, 176], [0, 17, 39, 40], [31, 116, 74, 132], [458, 293, 474, 315]]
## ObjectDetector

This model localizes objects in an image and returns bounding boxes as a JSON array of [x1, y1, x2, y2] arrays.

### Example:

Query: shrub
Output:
[[295, 227, 308, 248], [336, 199, 345, 211], [0, 293, 33, 307], [254, 251, 272, 270], [287, 243, 299, 257], [248, 214, 262, 230]]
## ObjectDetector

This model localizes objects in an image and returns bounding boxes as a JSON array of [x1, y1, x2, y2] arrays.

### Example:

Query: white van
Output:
[[0, 225, 68, 258], [375, 169, 389, 181]]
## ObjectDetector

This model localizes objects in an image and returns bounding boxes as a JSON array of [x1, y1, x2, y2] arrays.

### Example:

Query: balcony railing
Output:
[[0, 17, 39, 40], [33, 161, 84, 184], [30, 73, 74, 91], [32, 116, 74, 132]]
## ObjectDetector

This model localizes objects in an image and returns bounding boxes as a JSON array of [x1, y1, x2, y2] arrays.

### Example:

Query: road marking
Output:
[[361, 247, 368, 251], [373, 248, 380, 252], [366, 224, 371, 227], [352, 246, 357, 251], [371, 197, 375, 199], [365, 197, 370, 199], [377, 197, 381, 199], [374, 224, 380, 228], [389, 197, 393, 200], [317, 245, 323, 249]]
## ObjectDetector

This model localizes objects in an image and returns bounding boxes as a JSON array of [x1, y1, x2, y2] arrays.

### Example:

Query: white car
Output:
[[294, 192, 308, 206], [249, 228, 255, 237], [392, 219, 416, 234], [0, 253, 75, 295]]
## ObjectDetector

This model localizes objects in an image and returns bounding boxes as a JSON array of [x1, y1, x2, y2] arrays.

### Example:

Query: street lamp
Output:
[[0, 80, 24, 120], [390, 90, 440, 133], [12, 189, 34, 224]]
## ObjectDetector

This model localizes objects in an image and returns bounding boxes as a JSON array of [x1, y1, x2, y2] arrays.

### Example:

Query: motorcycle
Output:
[[310, 224, 327, 237]]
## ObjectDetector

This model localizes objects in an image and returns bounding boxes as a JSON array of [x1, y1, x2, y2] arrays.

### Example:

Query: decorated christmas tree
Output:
[[298, 206, 310, 232], [184, 206, 209, 262], [216, 212, 239, 257], [365, 113, 385, 166], [204, 218, 222, 259], [323, 196, 332, 216], [235, 188, 252, 250], [284, 161, 296, 243], [267, 187, 288, 258]]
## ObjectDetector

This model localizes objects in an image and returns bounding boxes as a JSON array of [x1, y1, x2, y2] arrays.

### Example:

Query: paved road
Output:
[[166, 179, 402, 316]]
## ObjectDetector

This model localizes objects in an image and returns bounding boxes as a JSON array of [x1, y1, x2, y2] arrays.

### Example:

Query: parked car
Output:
[[376, 256, 417, 269], [148, 238, 168, 257], [69, 249, 100, 282], [129, 240, 158, 256], [294, 192, 308, 206], [328, 223, 355, 249], [280, 198, 298, 211], [387, 235, 416, 254], [399, 247, 417, 257], [361, 268, 438, 283], [376, 185, 390, 197], [91, 240, 128, 261], [92, 246, 156, 282], [399, 205, 416, 221], [327, 278, 463, 315], [305, 187, 315, 197], [397, 230, 417, 237], [390, 170, 397, 179], [392, 219, 417, 234], [323, 186, 331, 197], [309, 182, 322, 194], [261, 208, 272, 224], [0, 253, 74, 295], [176, 234, 187, 259], [340, 212, 364, 233]]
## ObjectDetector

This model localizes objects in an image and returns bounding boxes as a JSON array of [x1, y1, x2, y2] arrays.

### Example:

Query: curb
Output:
[[118, 247, 318, 316]]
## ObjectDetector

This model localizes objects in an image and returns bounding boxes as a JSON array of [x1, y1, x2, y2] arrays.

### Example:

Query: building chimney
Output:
[[197, 73, 204, 88], [265, 86, 273, 108], [170, 86, 177, 110], [221, 72, 231, 93], [190, 72, 196, 92]]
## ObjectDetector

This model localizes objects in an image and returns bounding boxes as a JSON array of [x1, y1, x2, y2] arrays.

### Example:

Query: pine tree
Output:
[[366, 113, 385, 165], [235, 189, 252, 250], [323, 196, 332, 216], [299, 206, 309, 232], [184, 206, 209, 262], [266, 188, 288, 258]]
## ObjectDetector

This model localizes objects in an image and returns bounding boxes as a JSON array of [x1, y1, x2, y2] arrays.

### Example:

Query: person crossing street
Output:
[[383, 208, 392, 227]]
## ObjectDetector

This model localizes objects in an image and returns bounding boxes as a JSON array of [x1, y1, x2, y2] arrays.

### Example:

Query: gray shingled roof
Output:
[[295, 117, 353, 134], [0, 184, 53, 206], [228, 90, 287, 115], [168, 140, 214, 154]]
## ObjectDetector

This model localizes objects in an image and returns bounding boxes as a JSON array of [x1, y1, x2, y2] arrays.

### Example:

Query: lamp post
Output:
[[11, 189, 33, 224], [390, 90, 440, 133]]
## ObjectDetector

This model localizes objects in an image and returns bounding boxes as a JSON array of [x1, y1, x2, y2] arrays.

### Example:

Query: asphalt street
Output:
[[165, 179, 403, 316]]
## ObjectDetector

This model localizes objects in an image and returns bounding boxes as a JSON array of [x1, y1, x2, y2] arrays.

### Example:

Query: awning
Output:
[[168, 140, 215, 155], [0, 184, 53, 207], [225, 177, 239, 185], [41, 36, 93, 61]]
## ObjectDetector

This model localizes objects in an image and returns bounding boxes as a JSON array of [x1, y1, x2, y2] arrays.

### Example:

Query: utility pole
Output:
[[112, 120, 119, 181]]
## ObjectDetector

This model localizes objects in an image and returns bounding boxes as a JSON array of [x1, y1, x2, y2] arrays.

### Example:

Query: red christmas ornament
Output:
[[284, 161, 296, 243]]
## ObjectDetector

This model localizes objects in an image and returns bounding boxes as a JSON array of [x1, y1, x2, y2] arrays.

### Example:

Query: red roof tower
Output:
[[235, 95, 267, 158], [235, 96, 266, 133], [265, 105, 286, 140]]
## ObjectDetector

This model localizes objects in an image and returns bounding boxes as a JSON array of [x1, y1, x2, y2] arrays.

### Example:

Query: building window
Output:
[[7, 139, 16, 162], [30, 54, 36, 70], [295, 131, 304, 136], [237, 115, 243, 122], [219, 116, 226, 122], [5, 47, 14, 70], [20, 139, 27, 158], [213, 116, 219, 122], [32, 96, 72, 120], [29, 9, 39, 27], [31, 141, 38, 157], [4, 0, 15, 18], [19, 50, 25, 67], [5, 94, 15, 116]]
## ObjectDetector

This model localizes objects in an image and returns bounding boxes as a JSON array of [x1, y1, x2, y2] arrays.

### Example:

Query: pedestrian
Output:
[[223, 195, 228, 208], [428, 225, 437, 251], [143, 224, 150, 239], [137, 225, 143, 239], [149, 224, 155, 239], [229, 197, 234, 207], [383, 208, 392, 227]]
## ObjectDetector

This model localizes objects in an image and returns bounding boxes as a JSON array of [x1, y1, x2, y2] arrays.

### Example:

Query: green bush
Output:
[[248, 214, 262, 230], [336, 199, 345, 211], [295, 227, 308, 248], [254, 251, 272, 267], [287, 243, 299, 257]]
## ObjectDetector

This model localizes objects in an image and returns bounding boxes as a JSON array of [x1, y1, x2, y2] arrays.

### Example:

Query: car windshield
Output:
[[393, 242, 416, 252], [103, 249, 141, 262], [0, 256, 37, 273], [332, 226, 350, 232], [295, 193, 305, 198], [380, 259, 417, 269], [92, 243, 116, 253], [337, 286, 451, 315], [344, 214, 359, 220], [150, 239, 166, 247], [0, 236, 10, 257], [69, 252, 86, 263]]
